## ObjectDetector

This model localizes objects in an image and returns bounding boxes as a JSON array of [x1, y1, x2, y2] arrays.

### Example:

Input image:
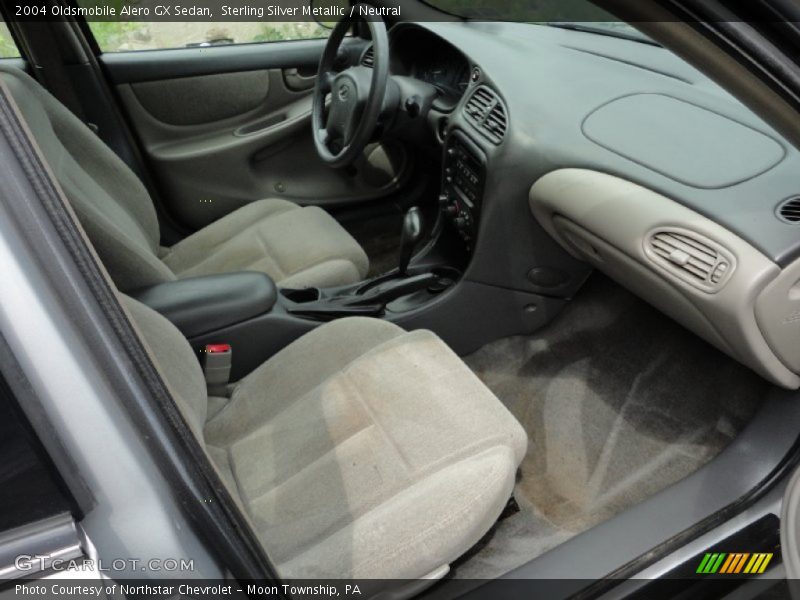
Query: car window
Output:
[[0, 21, 21, 58], [84, 21, 330, 52]]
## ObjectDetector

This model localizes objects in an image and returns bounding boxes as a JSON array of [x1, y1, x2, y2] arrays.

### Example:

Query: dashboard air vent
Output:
[[361, 46, 374, 67], [464, 85, 507, 144], [647, 229, 734, 291], [778, 196, 800, 223]]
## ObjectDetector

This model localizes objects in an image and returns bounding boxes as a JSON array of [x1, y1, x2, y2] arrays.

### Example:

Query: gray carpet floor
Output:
[[453, 274, 768, 579]]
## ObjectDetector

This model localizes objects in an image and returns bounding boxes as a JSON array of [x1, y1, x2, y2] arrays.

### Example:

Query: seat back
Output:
[[0, 65, 175, 291]]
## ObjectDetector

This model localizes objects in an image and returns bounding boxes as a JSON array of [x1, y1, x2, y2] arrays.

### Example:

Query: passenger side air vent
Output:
[[361, 46, 374, 67], [646, 228, 735, 292], [778, 196, 800, 223], [464, 85, 507, 144]]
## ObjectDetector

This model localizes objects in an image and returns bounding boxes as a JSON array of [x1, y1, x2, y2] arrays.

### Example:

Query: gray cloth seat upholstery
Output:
[[160, 198, 368, 290], [123, 296, 527, 579], [0, 65, 369, 292]]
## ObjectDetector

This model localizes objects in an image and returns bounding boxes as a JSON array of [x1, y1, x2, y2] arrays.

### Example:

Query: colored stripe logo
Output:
[[696, 552, 773, 574]]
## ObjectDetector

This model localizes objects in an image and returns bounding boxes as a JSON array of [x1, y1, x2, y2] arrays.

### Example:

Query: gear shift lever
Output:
[[398, 207, 424, 276]]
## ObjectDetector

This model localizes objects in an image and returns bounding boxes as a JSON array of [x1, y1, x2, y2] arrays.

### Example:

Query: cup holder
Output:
[[281, 287, 321, 304]]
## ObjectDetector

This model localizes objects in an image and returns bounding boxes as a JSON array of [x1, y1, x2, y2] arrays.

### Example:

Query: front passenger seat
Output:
[[123, 296, 527, 579], [0, 66, 369, 292]]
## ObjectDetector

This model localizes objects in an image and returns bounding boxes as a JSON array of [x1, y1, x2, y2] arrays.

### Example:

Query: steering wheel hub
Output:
[[337, 81, 351, 101]]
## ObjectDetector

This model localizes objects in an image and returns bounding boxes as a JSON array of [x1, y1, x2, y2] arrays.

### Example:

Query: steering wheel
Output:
[[312, 7, 389, 168]]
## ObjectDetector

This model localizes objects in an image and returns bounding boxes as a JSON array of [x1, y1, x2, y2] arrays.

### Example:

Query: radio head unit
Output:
[[439, 131, 485, 248]]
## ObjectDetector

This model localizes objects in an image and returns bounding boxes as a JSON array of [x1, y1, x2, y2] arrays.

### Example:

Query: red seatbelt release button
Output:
[[205, 343, 231, 354], [203, 344, 232, 396]]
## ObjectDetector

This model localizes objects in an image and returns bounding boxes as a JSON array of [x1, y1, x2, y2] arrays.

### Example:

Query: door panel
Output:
[[129, 70, 272, 126], [101, 41, 411, 231]]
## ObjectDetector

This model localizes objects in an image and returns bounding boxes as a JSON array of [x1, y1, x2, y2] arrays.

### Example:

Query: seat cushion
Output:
[[162, 199, 369, 288], [204, 317, 527, 579]]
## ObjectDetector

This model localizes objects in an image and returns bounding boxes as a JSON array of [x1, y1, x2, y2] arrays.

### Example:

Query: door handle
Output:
[[283, 68, 317, 92]]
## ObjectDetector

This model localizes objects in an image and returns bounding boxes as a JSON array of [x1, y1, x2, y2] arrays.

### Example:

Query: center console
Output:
[[439, 130, 486, 248]]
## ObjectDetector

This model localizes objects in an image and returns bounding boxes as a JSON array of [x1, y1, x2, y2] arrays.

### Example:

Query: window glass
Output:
[[86, 22, 329, 52], [0, 21, 20, 58]]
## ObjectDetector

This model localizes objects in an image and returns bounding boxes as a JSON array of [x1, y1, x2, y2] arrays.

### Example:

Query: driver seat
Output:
[[0, 65, 369, 292]]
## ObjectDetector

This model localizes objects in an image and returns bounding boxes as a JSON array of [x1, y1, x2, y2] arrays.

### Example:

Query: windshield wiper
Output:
[[546, 22, 660, 46]]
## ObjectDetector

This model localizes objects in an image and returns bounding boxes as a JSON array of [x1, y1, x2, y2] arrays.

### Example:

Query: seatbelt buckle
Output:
[[203, 343, 232, 396]]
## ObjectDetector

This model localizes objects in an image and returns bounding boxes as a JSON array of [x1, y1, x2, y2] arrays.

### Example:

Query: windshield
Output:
[[421, 0, 651, 43]]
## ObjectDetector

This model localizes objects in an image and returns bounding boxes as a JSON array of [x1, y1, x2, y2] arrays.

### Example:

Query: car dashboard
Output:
[[379, 21, 800, 389]]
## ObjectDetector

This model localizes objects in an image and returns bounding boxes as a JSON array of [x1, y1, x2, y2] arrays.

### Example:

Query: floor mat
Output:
[[455, 274, 768, 578]]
